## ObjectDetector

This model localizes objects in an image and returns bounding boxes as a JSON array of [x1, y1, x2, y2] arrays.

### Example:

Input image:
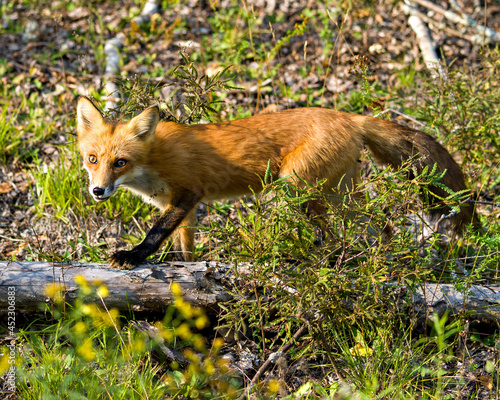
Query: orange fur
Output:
[[76, 97, 478, 269]]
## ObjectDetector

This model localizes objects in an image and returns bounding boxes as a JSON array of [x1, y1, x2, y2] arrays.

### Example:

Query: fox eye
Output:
[[88, 155, 97, 164], [114, 159, 127, 168]]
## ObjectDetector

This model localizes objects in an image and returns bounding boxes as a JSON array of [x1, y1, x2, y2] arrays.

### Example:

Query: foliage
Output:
[[16, 280, 237, 399], [418, 51, 500, 189], [207, 161, 492, 397], [103, 51, 238, 124], [212, 161, 462, 333]]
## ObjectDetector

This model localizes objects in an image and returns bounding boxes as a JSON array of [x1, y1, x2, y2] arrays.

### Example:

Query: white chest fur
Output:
[[121, 166, 171, 210]]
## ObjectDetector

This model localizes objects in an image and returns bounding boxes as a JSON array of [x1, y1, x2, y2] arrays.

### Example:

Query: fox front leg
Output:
[[109, 190, 202, 270]]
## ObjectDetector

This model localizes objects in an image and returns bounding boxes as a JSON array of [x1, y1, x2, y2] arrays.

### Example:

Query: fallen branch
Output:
[[1, 261, 500, 325], [402, 3, 448, 79], [103, 0, 160, 110], [411, 0, 500, 44], [0, 261, 234, 312], [249, 322, 310, 387], [401, 5, 477, 44]]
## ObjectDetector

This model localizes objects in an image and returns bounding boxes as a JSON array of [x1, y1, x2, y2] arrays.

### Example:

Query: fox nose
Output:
[[93, 187, 105, 197]]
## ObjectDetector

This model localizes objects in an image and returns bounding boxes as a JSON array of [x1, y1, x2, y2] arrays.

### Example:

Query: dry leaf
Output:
[[0, 182, 12, 194], [477, 375, 493, 390]]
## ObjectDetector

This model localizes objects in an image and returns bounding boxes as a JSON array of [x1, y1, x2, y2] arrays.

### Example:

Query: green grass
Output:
[[0, 93, 54, 164], [13, 281, 235, 399], [30, 147, 151, 224]]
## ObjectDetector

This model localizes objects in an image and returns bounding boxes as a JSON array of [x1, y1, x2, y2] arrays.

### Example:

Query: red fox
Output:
[[76, 96, 479, 269]]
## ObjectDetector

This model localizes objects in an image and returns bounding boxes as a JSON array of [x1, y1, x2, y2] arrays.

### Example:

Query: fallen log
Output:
[[1, 261, 500, 324], [0, 261, 234, 313], [411, 283, 500, 324]]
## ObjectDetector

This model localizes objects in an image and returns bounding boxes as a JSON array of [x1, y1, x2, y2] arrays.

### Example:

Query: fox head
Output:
[[76, 96, 159, 202]]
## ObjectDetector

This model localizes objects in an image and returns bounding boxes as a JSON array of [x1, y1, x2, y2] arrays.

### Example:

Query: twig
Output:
[[131, 320, 187, 364], [402, 3, 448, 79], [248, 322, 309, 387], [375, 108, 429, 127], [411, 0, 500, 44], [102, 0, 160, 110], [473, 200, 500, 208], [401, 6, 477, 43]]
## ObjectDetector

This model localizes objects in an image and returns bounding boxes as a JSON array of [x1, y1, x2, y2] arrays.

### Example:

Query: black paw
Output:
[[109, 250, 144, 270]]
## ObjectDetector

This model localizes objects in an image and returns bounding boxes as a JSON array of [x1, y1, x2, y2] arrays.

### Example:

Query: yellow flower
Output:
[[74, 275, 87, 286], [155, 322, 174, 341], [195, 315, 209, 330], [74, 275, 92, 295], [160, 327, 175, 342], [204, 359, 215, 375], [89, 306, 120, 329], [268, 379, 280, 394], [81, 304, 92, 315], [176, 323, 192, 340], [212, 337, 224, 351], [349, 342, 373, 357], [193, 334, 205, 351], [170, 282, 183, 297], [96, 307, 120, 329], [132, 338, 146, 352], [193, 306, 204, 317], [73, 321, 87, 334], [77, 338, 96, 361], [174, 298, 194, 319], [187, 362, 199, 375], [215, 358, 230, 373], [96, 285, 109, 298], [184, 348, 201, 364], [109, 307, 120, 324], [44, 283, 64, 303], [0, 353, 10, 375]]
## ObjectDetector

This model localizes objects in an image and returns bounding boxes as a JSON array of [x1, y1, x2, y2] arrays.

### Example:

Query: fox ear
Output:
[[77, 96, 105, 136], [128, 105, 160, 140]]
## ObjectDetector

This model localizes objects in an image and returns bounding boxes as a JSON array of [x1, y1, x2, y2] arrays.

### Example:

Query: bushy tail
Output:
[[356, 115, 480, 232]]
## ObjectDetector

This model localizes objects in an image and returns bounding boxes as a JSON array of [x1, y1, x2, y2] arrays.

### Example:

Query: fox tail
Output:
[[356, 115, 480, 232]]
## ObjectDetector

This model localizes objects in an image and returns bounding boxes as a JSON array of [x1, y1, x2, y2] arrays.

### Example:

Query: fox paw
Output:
[[108, 250, 144, 270]]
